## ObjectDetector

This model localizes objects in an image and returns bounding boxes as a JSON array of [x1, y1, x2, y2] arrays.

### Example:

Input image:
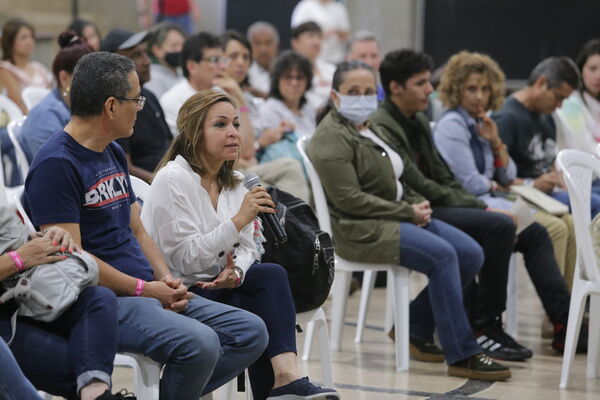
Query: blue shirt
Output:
[[19, 88, 71, 163], [23, 131, 154, 281], [434, 107, 517, 210]]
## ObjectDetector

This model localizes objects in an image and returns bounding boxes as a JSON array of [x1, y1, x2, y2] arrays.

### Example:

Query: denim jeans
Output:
[[0, 338, 42, 400], [551, 189, 600, 217], [155, 13, 194, 34], [192, 263, 297, 400], [432, 207, 516, 326], [116, 294, 268, 400], [0, 286, 118, 399], [400, 219, 483, 364]]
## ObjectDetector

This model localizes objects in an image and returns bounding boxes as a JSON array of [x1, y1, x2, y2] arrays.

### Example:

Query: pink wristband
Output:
[[239, 106, 249, 113], [134, 279, 145, 296], [8, 251, 25, 273]]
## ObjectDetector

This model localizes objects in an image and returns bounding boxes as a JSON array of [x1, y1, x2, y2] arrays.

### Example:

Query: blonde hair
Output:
[[438, 51, 506, 111], [156, 90, 240, 189]]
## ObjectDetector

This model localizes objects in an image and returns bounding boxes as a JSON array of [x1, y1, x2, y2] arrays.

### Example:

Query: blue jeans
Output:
[[551, 189, 600, 217], [400, 219, 483, 364], [155, 13, 194, 34], [0, 338, 41, 399], [0, 286, 118, 399], [192, 263, 297, 400], [116, 294, 268, 400]]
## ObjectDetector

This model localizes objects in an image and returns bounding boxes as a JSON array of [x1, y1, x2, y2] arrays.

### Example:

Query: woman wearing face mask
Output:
[[307, 60, 511, 381], [145, 22, 186, 98]]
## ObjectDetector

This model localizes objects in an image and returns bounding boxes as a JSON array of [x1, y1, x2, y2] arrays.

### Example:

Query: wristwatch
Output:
[[233, 266, 244, 287]]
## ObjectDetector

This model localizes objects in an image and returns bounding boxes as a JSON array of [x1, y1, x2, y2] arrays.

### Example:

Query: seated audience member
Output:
[[433, 51, 582, 350], [291, 0, 350, 65], [346, 30, 384, 100], [493, 57, 600, 217], [308, 60, 510, 380], [102, 29, 173, 182], [67, 19, 102, 51], [258, 51, 316, 151], [19, 31, 93, 162], [141, 90, 339, 400], [291, 22, 335, 109], [23, 51, 268, 400], [145, 22, 186, 98], [0, 206, 125, 400], [0, 18, 53, 114], [370, 50, 531, 361], [247, 21, 279, 96]]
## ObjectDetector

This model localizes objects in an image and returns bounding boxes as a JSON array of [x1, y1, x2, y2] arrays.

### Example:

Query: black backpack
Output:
[[260, 187, 335, 313]]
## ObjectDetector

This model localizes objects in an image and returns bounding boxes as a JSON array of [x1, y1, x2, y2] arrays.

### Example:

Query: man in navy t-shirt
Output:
[[23, 52, 267, 400]]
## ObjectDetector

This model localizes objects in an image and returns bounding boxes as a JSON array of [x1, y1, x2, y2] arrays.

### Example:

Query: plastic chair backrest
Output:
[[7, 115, 29, 182], [557, 149, 600, 285], [596, 143, 600, 159], [296, 136, 332, 235], [0, 94, 23, 123], [130, 175, 150, 202], [22, 86, 50, 110]]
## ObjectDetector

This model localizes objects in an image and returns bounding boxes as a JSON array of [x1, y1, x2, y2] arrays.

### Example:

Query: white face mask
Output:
[[335, 91, 378, 125]]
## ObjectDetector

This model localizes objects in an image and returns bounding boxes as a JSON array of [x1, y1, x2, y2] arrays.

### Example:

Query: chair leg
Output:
[[587, 294, 600, 379], [330, 270, 352, 351], [505, 253, 518, 337], [560, 281, 588, 389], [384, 271, 394, 333], [354, 270, 376, 343], [301, 320, 315, 361], [314, 308, 334, 388], [391, 267, 410, 371]]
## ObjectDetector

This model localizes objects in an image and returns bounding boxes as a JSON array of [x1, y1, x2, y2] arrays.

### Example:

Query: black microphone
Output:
[[243, 173, 288, 246]]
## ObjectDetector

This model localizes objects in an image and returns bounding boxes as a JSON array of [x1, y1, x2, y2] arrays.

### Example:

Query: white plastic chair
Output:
[[22, 86, 50, 111], [297, 307, 334, 387], [297, 136, 411, 371], [0, 94, 23, 123], [505, 253, 519, 337], [7, 115, 29, 183], [556, 149, 600, 389]]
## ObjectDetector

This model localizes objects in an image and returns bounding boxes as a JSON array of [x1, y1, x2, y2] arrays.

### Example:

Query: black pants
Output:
[[191, 263, 297, 400], [432, 207, 515, 326], [515, 222, 571, 324]]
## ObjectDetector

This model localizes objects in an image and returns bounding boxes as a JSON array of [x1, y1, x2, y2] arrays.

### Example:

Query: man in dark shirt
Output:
[[102, 29, 173, 182], [493, 56, 600, 216], [370, 49, 532, 362]]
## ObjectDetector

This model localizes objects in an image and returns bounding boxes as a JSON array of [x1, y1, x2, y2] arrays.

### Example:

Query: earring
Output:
[[62, 86, 70, 97]]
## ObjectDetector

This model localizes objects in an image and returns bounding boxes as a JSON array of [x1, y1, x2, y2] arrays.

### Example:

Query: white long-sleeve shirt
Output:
[[140, 155, 259, 286]]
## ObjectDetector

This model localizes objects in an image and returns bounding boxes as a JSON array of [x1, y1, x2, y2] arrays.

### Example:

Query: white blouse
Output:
[[360, 128, 404, 201], [140, 155, 259, 287]]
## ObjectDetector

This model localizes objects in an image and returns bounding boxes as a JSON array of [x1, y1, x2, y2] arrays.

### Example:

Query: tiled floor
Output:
[[91, 266, 600, 399]]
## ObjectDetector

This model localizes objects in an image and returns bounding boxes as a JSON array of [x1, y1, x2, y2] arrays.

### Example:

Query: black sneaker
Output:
[[409, 336, 445, 363], [475, 318, 533, 361], [266, 377, 339, 399], [448, 353, 511, 381], [552, 320, 588, 353], [95, 389, 136, 400]]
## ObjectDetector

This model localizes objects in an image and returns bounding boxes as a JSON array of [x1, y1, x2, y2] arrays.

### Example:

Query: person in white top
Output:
[[291, 0, 350, 65], [0, 18, 53, 114], [141, 90, 339, 400], [291, 22, 336, 110], [346, 30, 385, 101], [145, 22, 186, 99], [246, 21, 279, 97]]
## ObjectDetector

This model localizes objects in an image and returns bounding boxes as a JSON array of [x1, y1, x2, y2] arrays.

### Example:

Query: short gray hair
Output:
[[347, 29, 379, 54], [71, 52, 136, 117], [247, 21, 279, 44]]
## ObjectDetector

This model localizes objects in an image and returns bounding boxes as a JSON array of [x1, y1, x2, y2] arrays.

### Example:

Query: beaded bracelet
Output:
[[8, 251, 25, 273], [134, 278, 145, 296]]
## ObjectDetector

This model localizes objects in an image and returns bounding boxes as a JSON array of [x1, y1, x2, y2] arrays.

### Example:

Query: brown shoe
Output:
[[409, 336, 445, 362], [448, 353, 511, 381]]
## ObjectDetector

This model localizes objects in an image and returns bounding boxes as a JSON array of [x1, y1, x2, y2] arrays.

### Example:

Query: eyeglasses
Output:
[[115, 96, 146, 111], [201, 55, 228, 65]]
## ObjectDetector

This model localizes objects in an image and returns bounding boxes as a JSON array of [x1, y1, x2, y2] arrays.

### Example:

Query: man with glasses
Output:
[[493, 57, 600, 216], [102, 29, 173, 183], [22, 51, 268, 400], [161, 32, 226, 135]]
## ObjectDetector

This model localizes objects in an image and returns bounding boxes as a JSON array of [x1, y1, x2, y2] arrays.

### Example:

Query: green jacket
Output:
[[307, 108, 425, 264], [370, 99, 487, 209]]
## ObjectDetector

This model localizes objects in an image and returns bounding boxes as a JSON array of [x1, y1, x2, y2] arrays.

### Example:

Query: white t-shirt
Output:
[[146, 64, 183, 99], [160, 78, 197, 136], [359, 128, 404, 201], [248, 62, 271, 94], [306, 58, 336, 111], [291, 0, 350, 64], [259, 97, 316, 138]]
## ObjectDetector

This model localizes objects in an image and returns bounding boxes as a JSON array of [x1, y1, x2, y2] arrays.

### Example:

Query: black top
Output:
[[493, 96, 557, 179], [116, 87, 172, 173]]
